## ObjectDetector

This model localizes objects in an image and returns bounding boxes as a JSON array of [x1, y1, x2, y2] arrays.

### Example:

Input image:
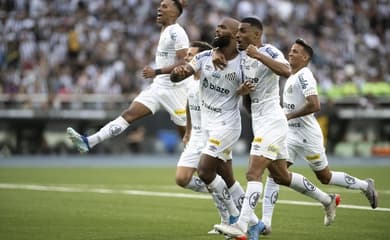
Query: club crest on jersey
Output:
[[298, 74, 308, 90], [225, 72, 237, 82], [212, 71, 221, 79], [170, 32, 177, 41]]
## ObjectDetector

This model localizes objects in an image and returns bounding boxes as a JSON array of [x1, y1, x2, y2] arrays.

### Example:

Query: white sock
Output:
[[185, 176, 209, 193], [237, 181, 263, 233], [262, 177, 279, 227], [229, 181, 259, 227], [229, 181, 245, 211], [211, 192, 230, 224], [87, 116, 129, 148], [289, 172, 331, 205], [329, 171, 368, 191], [208, 175, 239, 217]]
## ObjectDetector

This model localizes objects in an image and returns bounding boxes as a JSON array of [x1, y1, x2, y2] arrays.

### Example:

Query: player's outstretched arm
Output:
[[170, 64, 195, 82]]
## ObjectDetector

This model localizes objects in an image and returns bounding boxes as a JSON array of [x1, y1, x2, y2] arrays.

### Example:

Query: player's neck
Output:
[[291, 65, 305, 74], [162, 19, 177, 29], [221, 45, 238, 61]]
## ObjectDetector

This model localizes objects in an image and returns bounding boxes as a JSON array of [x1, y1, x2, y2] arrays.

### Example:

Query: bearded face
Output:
[[212, 34, 231, 48]]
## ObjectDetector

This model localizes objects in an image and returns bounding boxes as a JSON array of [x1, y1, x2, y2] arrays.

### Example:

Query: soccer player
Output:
[[171, 17, 263, 240], [67, 0, 189, 152], [260, 38, 379, 234], [175, 40, 246, 234], [214, 17, 340, 239]]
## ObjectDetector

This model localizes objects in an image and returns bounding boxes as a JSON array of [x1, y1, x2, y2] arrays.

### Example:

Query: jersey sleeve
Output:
[[298, 69, 318, 97], [262, 45, 289, 65], [189, 50, 212, 72], [170, 26, 189, 51]]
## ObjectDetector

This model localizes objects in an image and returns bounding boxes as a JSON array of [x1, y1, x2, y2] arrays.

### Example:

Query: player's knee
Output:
[[318, 175, 331, 184], [246, 169, 261, 182], [175, 176, 190, 188], [197, 168, 212, 184], [272, 174, 290, 186]]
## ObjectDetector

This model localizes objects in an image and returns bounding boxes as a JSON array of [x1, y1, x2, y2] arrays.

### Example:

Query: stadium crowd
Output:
[[1, 0, 389, 109]]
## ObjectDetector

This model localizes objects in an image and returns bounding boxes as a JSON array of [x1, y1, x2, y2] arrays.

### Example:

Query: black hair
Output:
[[171, 0, 183, 16], [295, 38, 314, 59], [240, 17, 263, 31], [190, 41, 212, 52]]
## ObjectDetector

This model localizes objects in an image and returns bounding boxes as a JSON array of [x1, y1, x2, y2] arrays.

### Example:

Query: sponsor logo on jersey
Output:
[[174, 109, 186, 115], [298, 74, 308, 90], [288, 122, 301, 128], [212, 71, 221, 79], [306, 154, 320, 161], [283, 102, 295, 110], [202, 100, 222, 113], [253, 137, 263, 143], [157, 51, 168, 57], [202, 78, 230, 95], [208, 138, 221, 146], [189, 104, 200, 111]]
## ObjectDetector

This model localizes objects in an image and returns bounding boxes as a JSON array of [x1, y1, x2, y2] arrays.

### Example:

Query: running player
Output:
[[260, 38, 378, 235], [171, 17, 262, 240], [175, 40, 246, 234], [214, 17, 340, 239], [67, 0, 189, 152]]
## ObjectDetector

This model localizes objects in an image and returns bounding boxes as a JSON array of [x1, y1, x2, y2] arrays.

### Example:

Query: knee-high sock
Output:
[[87, 116, 129, 148], [208, 175, 239, 217], [185, 176, 209, 193], [329, 171, 368, 191], [229, 181, 259, 226], [262, 177, 279, 227], [289, 172, 331, 205], [237, 181, 262, 233], [211, 192, 230, 224]]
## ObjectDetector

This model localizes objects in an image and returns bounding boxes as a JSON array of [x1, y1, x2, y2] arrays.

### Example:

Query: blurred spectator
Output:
[[0, 0, 388, 109]]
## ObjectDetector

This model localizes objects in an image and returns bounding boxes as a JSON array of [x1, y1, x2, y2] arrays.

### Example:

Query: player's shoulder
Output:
[[260, 44, 283, 59], [298, 67, 315, 79], [194, 50, 213, 61], [168, 23, 187, 34]]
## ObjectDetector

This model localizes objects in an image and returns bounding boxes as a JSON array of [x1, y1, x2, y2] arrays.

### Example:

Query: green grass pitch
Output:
[[0, 166, 389, 240]]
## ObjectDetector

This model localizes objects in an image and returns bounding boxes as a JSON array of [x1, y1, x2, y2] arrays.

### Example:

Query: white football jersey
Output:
[[189, 50, 243, 130], [283, 67, 324, 146], [241, 44, 289, 117], [154, 23, 189, 86], [187, 76, 202, 136]]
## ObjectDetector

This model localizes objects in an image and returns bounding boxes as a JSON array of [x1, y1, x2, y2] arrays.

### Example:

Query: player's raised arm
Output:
[[246, 44, 291, 78]]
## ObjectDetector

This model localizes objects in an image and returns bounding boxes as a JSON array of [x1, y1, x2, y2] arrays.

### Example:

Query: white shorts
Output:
[[202, 127, 239, 161], [250, 115, 289, 160], [134, 82, 187, 126], [177, 134, 204, 168], [287, 138, 328, 171]]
